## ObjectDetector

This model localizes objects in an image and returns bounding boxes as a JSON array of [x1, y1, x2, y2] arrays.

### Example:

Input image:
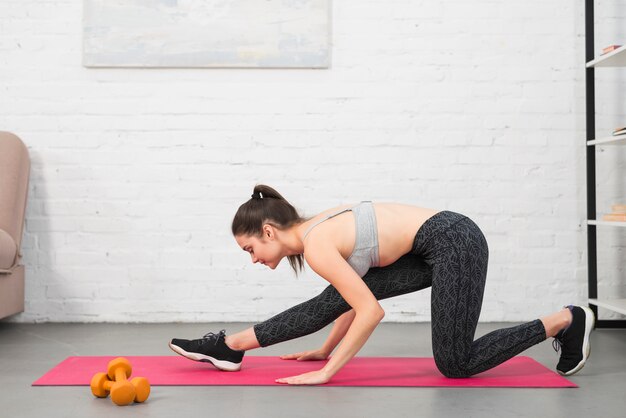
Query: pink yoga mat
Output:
[[32, 356, 576, 388]]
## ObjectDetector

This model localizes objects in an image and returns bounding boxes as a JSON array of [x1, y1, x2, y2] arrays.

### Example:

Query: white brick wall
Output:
[[1, 0, 625, 323]]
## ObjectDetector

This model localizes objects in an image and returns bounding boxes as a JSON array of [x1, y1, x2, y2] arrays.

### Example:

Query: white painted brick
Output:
[[4, 0, 625, 323]]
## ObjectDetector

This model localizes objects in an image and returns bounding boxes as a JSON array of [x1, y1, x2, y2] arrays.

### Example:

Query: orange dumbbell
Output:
[[90, 357, 150, 406], [129, 376, 150, 403]]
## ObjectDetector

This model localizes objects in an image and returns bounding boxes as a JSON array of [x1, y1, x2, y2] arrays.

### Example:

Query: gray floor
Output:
[[0, 321, 624, 418]]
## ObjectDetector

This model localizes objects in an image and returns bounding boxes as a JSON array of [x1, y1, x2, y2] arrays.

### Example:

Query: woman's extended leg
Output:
[[171, 252, 433, 369], [226, 253, 433, 350]]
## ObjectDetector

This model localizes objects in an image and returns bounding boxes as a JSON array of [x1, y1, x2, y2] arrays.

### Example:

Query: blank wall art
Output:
[[83, 0, 331, 68]]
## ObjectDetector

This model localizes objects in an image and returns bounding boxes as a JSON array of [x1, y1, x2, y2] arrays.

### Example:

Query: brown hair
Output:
[[231, 184, 306, 275]]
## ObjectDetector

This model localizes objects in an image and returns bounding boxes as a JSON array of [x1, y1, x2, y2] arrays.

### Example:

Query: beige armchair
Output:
[[0, 132, 30, 319]]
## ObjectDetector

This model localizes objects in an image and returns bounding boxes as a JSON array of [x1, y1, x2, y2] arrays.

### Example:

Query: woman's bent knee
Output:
[[435, 357, 472, 378]]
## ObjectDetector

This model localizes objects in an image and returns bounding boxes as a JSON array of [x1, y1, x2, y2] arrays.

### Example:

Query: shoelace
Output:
[[200, 329, 226, 346]]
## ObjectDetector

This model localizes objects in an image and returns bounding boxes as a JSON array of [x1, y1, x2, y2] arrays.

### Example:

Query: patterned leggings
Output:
[[253, 211, 547, 378]]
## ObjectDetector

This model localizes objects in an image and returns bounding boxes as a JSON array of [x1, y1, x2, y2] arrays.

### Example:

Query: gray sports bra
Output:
[[302, 201, 380, 277]]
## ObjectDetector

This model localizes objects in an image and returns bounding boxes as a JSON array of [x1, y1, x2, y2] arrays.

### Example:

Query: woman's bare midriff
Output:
[[300, 202, 442, 268]]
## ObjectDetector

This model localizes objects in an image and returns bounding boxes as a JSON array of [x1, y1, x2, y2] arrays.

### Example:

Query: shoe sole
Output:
[[558, 306, 595, 376], [168, 342, 242, 371]]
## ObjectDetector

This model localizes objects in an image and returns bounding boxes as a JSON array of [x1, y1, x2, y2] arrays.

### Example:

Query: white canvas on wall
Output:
[[83, 0, 331, 68]]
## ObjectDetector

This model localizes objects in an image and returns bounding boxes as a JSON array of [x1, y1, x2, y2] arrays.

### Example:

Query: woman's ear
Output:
[[262, 224, 273, 239]]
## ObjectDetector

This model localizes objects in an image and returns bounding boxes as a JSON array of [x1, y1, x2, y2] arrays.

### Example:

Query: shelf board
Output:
[[587, 135, 626, 146], [587, 220, 626, 227], [586, 45, 626, 68], [589, 298, 626, 315]]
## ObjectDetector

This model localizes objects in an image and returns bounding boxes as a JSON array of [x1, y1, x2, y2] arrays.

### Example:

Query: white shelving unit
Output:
[[587, 220, 626, 228], [586, 44, 626, 68], [585, 0, 626, 327], [588, 218, 626, 316], [586, 135, 626, 146], [588, 299, 626, 316]]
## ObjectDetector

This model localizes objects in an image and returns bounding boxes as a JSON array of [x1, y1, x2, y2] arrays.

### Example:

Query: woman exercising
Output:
[[169, 184, 595, 385]]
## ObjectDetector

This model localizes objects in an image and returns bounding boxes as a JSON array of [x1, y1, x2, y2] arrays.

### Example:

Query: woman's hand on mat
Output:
[[280, 349, 329, 361], [275, 369, 331, 385]]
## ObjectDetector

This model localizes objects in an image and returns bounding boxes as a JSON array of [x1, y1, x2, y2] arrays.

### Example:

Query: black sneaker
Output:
[[552, 305, 595, 376], [169, 329, 245, 371]]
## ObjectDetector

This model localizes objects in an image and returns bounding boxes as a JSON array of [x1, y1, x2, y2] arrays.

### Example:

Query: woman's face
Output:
[[235, 229, 283, 269]]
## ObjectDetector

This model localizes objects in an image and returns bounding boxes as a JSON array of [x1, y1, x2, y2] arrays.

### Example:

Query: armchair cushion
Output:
[[0, 229, 18, 271]]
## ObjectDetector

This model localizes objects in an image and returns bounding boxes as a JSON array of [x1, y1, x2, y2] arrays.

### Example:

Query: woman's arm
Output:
[[321, 309, 356, 356], [276, 245, 384, 384], [320, 303, 383, 378]]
